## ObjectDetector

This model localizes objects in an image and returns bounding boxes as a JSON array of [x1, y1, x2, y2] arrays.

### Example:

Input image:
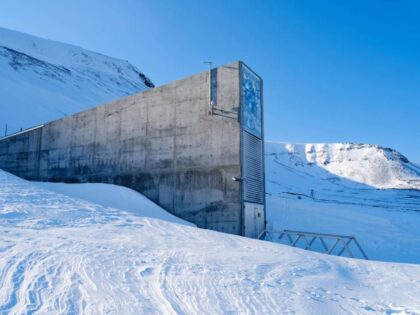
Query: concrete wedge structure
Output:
[[0, 61, 265, 237]]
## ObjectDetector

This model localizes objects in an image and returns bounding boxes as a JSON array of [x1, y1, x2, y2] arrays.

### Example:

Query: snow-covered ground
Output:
[[266, 142, 420, 264], [0, 27, 153, 135], [1, 170, 420, 314], [37, 182, 193, 227]]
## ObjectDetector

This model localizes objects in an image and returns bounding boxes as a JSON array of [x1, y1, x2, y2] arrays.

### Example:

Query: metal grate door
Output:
[[242, 130, 264, 204]]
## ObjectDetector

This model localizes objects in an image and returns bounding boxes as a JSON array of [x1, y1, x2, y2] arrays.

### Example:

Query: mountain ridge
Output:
[[0, 26, 153, 135], [266, 142, 420, 190]]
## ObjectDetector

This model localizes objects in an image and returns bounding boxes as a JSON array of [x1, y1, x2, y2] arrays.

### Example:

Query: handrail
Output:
[[258, 229, 368, 260]]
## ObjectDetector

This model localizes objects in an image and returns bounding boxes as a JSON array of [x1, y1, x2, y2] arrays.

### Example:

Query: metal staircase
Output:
[[258, 229, 368, 260]]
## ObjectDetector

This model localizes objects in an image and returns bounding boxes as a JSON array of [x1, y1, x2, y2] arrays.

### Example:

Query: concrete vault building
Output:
[[0, 61, 265, 237]]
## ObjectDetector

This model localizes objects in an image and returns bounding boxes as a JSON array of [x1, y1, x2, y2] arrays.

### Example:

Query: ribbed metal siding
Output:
[[242, 131, 264, 204]]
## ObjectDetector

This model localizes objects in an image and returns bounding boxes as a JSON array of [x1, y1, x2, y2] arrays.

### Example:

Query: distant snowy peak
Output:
[[0, 27, 154, 134], [266, 142, 420, 190]]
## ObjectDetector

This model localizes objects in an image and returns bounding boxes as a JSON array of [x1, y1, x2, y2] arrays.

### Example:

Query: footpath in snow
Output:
[[0, 170, 420, 314]]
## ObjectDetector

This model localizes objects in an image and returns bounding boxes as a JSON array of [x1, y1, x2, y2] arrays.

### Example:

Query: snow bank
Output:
[[0, 169, 420, 314], [0, 26, 153, 135], [37, 181, 193, 227]]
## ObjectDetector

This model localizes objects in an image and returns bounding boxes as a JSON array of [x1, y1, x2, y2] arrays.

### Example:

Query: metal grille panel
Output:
[[242, 131, 264, 204]]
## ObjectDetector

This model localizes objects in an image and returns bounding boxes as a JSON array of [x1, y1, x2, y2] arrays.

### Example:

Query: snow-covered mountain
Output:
[[266, 142, 420, 263], [0, 170, 419, 314], [269, 142, 420, 189], [0, 27, 153, 135]]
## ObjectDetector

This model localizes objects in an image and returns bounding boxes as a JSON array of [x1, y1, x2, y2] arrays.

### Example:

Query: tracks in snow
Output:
[[0, 171, 420, 314]]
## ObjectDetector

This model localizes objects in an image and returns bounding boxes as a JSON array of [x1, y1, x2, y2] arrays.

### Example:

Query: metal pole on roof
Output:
[[203, 61, 213, 115]]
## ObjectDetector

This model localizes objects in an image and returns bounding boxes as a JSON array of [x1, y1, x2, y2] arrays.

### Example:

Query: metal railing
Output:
[[0, 124, 44, 141], [258, 229, 368, 260]]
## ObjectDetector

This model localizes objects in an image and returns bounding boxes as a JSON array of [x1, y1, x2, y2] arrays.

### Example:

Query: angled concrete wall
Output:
[[0, 62, 245, 234]]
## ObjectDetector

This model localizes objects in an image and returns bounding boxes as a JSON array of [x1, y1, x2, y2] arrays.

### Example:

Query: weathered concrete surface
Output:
[[0, 62, 245, 234]]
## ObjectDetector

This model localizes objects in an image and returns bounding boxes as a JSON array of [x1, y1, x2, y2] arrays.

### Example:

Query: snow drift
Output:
[[37, 181, 193, 227], [0, 169, 419, 314], [0, 27, 153, 135]]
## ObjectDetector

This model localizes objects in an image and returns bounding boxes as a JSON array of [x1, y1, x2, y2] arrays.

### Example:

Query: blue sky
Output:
[[1, 0, 419, 161]]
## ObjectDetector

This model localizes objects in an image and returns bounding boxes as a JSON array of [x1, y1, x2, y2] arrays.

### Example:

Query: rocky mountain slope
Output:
[[0, 27, 153, 135], [277, 142, 420, 189]]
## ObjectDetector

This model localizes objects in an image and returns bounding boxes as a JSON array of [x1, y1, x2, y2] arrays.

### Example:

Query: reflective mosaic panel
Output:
[[241, 64, 262, 138]]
